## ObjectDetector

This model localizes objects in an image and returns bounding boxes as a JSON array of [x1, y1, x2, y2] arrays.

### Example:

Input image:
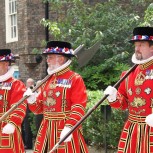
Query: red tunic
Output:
[[110, 60, 153, 153], [0, 77, 26, 153], [29, 67, 89, 153]]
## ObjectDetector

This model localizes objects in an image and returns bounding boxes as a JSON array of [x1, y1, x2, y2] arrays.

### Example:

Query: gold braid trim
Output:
[[44, 111, 71, 120], [55, 67, 70, 76], [128, 113, 146, 124], [71, 104, 86, 112], [71, 111, 83, 118], [140, 59, 153, 70]]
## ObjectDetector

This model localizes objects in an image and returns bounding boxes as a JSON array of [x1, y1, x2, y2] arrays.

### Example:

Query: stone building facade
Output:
[[0, 0, 47, 83]]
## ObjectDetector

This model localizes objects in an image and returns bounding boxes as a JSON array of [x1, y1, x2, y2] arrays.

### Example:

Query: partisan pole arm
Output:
[[48, 64, 138, 153]]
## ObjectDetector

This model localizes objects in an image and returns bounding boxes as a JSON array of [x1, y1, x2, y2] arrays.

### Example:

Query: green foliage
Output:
[[77, 53, 130, 89], [40, 1, 153, 90], [142, 3, 153, 26], [83, 90, 126, 149], [41, 0, 145, 90], [28, 112, 37, 138], [40, 19, 61, 39]]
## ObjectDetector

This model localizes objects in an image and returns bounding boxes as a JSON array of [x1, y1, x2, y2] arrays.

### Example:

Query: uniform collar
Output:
[[132, 53, 153, 64], [0, 66, 14, 82], [132, 53, 153, 69], [47, 67, 70, 76], [139, 59, 153, 70]]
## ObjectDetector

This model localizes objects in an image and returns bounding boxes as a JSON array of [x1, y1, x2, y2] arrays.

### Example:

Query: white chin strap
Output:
[[132, 53, 153, 64]]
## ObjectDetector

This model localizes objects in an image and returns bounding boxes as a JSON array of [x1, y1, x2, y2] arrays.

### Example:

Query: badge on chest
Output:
[[0, 82, 12, 90], [56, 79, 72, 88]]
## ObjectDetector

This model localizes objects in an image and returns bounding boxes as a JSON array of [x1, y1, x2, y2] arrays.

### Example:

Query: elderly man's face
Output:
[[26, 80, 34, 88], [46, 54, 67, 71], [0, 61, 9, 76]]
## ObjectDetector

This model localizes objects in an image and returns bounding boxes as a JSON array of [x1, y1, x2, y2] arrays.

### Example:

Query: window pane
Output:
[[14, 15, 16, 25], [9, 2, 12, 14], [11, 27, 13, 38], [11, 15, 13, 26], [14, 26, 16, 37], [14, 1, 17, 12], [12, 1, 14, 13]]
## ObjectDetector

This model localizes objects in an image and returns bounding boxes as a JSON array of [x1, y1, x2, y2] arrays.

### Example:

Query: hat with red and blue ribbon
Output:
[[0, 49, 15, 62], [129, 27, 153, 43], [43, 41, 74, 57]]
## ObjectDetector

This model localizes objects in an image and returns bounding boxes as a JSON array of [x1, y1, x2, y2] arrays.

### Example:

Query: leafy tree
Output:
[[141, 3, 153, 26], [40, 0, 152, 90]]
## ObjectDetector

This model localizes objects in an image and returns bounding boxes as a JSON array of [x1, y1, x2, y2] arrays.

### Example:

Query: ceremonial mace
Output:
[[49, 63, 138, 153]]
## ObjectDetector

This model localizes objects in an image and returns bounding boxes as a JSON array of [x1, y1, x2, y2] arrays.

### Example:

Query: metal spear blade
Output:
[[77, 40, 101, 67]]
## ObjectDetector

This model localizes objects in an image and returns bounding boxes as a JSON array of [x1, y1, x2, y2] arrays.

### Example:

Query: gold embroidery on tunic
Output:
[[134, 72, 146, 86], [48, 90, 53, 97], [46, 97, 56, 106], [135, 87, 141, 95], [131, 109, 145, 114], [50, 78, 57, 89], [130, 97, 146, 107]]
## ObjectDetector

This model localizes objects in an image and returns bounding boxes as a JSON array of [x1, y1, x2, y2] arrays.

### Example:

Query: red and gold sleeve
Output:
[[65, 74, 87, 128], [8, 80, 27, 126]]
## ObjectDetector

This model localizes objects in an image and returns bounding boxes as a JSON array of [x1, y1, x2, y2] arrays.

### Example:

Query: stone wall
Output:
[[17, 0, 46, 82], [0, 0, 46, 83]]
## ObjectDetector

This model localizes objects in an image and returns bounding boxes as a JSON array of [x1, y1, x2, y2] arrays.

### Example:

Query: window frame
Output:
[[5, 0, 18, 43]]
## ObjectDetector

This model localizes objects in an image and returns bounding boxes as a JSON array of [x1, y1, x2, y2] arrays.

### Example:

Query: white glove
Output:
[[23, 88, 36, 104], [60, 126, 72, 142], [104, 85, 117, 102], [145, 114, 153, 127], [2, 123, 15, 134]]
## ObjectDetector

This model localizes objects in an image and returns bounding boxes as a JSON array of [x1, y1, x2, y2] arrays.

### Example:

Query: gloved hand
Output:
[[145, 114, 153, 127], [60, 126, 72, 142], [104, 85, 117, 102], [23, 88, 36, 104], [2, 123, 15, 134]]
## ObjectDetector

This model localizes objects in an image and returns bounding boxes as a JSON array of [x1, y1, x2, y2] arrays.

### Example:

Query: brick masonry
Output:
[[0, 0, 46, 83]]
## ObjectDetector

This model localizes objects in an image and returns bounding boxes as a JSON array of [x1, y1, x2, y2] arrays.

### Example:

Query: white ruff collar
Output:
[[0, 67, 14, 82], [132, 53, 153, 64], [47, 68, 53, 75]]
